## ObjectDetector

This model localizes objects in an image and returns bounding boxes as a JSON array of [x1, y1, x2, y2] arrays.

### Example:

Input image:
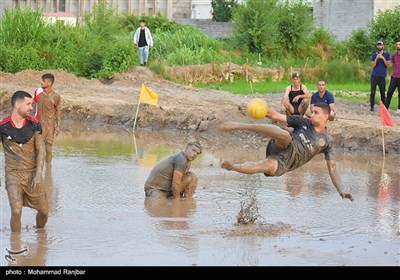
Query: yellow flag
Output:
[[139, 84, 158, 105]]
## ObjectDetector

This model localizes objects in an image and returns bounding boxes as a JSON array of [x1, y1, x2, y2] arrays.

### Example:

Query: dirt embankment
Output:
[[0, 66, 399, 154]]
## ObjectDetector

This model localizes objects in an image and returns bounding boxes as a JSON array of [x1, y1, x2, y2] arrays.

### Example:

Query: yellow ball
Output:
[[246, 98, 268, 120]]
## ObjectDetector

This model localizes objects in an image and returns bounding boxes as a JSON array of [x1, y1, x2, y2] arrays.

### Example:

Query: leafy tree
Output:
[[232, 0, 278, 54], [369, 6, 400, 51], [232, 0, 314, 56], [276, 0, 314, 52], [211, 0, 238, 22], [346, 28, 374, 61]]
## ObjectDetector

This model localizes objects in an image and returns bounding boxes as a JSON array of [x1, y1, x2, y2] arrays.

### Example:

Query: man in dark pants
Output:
[[370, 40, 391, 111], [385, 38, 400, 114]]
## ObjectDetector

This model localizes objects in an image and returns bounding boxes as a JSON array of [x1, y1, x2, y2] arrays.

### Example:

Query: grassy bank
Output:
[[196, 80, 399, 110]]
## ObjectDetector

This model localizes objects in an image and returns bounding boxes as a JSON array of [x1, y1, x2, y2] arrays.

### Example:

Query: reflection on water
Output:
[[0, 127, 399, 266], [6, 229, 48, 266]]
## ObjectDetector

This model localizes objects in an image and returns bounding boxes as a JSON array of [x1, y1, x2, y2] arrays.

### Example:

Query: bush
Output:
[[211, 0, 238, 22], [369, 6, 400, 51], [151, 25, 223, 66], [231, 0, 314, 57], [345, 28, 374, 61]]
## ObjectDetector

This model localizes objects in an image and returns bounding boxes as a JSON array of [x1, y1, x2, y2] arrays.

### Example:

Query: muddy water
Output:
[[1, 128, 399, 266]]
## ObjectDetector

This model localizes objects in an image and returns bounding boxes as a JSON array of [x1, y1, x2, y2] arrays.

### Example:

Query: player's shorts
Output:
[[5, 171, 48, 212], [42, 125, 55, 144], [264, 139, 296, 177], [145, 189, 173, 199], [292, 103, 301, 115]]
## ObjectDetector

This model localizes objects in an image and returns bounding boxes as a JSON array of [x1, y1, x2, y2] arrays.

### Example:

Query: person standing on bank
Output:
[[134, 19, 154, 66], [385, 38, 400, 114], [370, 40, 391, 111], [0, 91, 48, 232], [34, 73, 61, 164]]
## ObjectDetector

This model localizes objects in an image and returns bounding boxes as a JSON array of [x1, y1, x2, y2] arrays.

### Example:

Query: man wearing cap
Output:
[[370, 40, 391, 111], [385, 38, 400, 114], [281, 72, 311, 116], [144, 141, 202, 200]]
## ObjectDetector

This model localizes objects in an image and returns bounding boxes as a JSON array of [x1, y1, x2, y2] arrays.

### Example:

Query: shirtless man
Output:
[[0, 91, 48, 232], [34, 73, 61, 164], [220, 103, 353, 202]]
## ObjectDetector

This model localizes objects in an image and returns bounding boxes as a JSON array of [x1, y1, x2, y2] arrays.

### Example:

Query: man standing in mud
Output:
[[0, 91, 48, 232], [144, 141, 202, 199], [220, 103, 354, 201], [34, 73, 61, 164]]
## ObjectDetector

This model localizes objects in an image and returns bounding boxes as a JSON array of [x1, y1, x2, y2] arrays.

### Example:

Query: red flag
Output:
[[380, 101, 395, 127]]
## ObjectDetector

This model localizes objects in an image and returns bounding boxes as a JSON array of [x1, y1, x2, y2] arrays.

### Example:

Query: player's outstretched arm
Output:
[[266, 108, 288, 125], [326, 159, 354, 202]]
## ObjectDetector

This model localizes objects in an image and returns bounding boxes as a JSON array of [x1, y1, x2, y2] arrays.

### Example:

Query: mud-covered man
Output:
[[34, 73, 61, 164], [144, 142, 202, 199], [0, 91, 48, 232], [220, 103, 354, 202]]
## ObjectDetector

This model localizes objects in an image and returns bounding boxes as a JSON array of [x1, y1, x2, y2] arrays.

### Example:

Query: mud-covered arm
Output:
[[55, 95, 61, 135], [32, 131, 45, 189], [266, 108, 288, 125], [172, 170, 184, 199], [326, 159, 354, 201]]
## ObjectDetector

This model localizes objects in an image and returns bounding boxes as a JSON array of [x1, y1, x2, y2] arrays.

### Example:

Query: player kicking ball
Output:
[[220, 99, 354, 202]]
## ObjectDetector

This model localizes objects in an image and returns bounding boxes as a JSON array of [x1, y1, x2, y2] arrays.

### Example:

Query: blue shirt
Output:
[[371, 51, 391, 77], [311, 90, 335, 105]]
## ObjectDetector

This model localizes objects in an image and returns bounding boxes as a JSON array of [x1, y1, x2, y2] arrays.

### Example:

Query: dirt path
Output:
[[1, 67, 399, 154]]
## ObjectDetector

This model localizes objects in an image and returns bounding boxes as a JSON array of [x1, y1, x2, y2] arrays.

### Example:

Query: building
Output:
[[1, 0, 213, 23], [313, 0, 400, 40]]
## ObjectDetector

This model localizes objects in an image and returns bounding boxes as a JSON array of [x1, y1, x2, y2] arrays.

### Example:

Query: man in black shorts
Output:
[[144, 141, 202, 199], [220, 103, 353, 201], [281, 72, 311, 116], [0, 91, 47, 232]]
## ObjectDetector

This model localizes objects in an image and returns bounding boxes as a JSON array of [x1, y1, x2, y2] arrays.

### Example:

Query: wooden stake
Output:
[[381, 125, 385, 158], [133, 100, 141, 132]]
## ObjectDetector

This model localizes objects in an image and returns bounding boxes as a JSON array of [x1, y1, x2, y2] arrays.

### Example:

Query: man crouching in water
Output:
[[144, 141, 202, 199]]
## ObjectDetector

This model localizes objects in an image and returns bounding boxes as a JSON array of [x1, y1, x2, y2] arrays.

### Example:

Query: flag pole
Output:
[[381, 125, 385, 158], [133, 100, 141, 132]]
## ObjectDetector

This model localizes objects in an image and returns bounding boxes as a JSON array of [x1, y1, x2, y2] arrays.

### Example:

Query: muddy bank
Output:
[[0, 68, 399, 154]]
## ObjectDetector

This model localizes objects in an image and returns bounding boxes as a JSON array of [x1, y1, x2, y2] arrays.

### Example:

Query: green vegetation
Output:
[[211, 0, 237, 22], [0, 0, 399, 110]]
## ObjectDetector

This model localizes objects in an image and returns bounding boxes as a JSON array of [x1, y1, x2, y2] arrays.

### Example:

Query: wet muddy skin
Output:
[[1, 128, 399, 266]]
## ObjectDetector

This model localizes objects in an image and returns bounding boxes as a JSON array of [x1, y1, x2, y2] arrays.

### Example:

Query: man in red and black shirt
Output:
[[0, 91, 47, 232], [220, 103, 353, 202]]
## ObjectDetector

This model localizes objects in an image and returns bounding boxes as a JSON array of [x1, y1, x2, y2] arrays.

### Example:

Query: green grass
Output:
[[195, 80, 399, 110], [196, 80, 370, 95]]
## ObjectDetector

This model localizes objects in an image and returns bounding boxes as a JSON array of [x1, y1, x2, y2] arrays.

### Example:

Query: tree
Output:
[[232, 0, 278, 54], [211, 0, 238, 22], [232, 0, 314, 56], [276, 0, 314, 52], [369, 6, 400, 51]]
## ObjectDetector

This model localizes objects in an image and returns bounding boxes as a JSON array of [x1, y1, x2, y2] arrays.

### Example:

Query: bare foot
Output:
[[219, 122, 239, 132], [221, 160, 233, 171]]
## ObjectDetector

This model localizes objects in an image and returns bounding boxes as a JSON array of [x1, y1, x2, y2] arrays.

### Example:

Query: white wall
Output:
[[191, 0, 212, 19], [313, 0, 400, 41]]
